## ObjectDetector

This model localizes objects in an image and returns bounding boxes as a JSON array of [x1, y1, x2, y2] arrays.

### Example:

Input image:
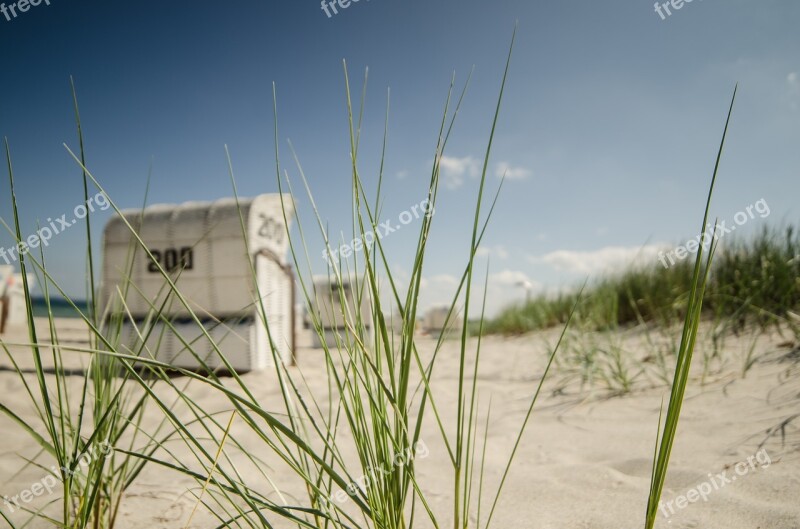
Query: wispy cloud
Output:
[[421, 274, 459, 288], [417, 273, 460, 309], [494, 161, 531, 181], [490, 270, 538, 289], [438, 155, 480, 189], [528, 244, 666, 275], [436, 157, 529, 188], [476, 244, 509, 260], [408, 270, 541, 317], [788, 72, 800, 110]]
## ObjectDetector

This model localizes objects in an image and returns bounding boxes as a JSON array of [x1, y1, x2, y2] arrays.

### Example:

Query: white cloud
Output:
[[439, 155, 480, 189], [480, 270, 541, 314], [788, 72, 800, 110], [396, 170, 409, 180], [494, 161, 531, 181], [528, 244, 666, 276], [416, 273, 461, 311], [476, 245, 509, 260], [421, 274, 459, 288], [433, 157, 530, 188], [383, 270, 541, 319], [489, 270, 539, 290]]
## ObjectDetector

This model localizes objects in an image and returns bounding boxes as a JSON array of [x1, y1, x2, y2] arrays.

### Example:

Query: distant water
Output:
[[30, 297, 85, 318]]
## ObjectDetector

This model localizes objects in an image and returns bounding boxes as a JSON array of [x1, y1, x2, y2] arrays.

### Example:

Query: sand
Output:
[[1, 317, 798, 528]]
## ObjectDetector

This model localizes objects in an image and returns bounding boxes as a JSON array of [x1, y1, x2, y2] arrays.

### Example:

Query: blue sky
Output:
[[0, 0, 798, 315]]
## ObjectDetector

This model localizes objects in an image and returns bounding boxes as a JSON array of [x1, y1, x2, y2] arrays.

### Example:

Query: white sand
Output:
[[1, 317, 798, 528]]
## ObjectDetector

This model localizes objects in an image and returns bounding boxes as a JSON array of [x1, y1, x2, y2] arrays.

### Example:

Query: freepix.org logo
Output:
[[657, 198, 770, 269], [3, 441, 114, 514], [320, 0, 366, 19], [1, 0, 53, 23], [653, 0, 702, 20], [0, 192, 111, 266], [322, 198, 435, 265]]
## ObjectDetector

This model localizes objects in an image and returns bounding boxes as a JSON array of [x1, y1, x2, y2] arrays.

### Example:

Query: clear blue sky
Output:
[[1, 0, 798, 315]]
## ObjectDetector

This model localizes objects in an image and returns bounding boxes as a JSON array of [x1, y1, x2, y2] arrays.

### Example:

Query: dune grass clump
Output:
[[482, 261, 696, 336], [89, 35, 583, 529], [0, 82, 173, 529], [484, 224, 799, 337], [481, 292, 583, 335], [2, 32, 575, 529], [708, 224, 800, 326]]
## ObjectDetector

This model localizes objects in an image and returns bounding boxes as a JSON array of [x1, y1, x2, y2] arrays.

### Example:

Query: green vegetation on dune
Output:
[[484, 224, 800, 335]]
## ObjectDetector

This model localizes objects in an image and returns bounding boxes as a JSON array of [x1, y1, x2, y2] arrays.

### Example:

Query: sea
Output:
[[29, 297, 85, 318]]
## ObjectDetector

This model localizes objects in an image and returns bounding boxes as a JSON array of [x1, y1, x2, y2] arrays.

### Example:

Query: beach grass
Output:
[[0, 30, 584, 529], [0, 35, 774, 529], [83, 30, 583, 529], [644, 85, 735, 529], [484, 223, 799, 337], [0, 82, 167, 528]]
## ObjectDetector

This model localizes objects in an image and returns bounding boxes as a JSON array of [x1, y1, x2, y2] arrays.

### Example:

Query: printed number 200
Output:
[[148, 247, 194, 273]]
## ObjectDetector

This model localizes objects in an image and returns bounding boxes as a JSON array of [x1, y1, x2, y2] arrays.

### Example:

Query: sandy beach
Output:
[[1, 317, 797, 528]]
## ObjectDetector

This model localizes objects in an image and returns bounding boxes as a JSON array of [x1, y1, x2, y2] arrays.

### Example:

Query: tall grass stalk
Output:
[[644, 85, 737, 528]]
